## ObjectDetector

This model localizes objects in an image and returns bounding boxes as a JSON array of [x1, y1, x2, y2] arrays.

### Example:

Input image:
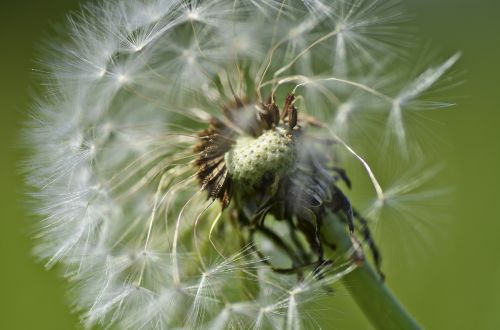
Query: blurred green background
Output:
[[0, 0, 499, 329]]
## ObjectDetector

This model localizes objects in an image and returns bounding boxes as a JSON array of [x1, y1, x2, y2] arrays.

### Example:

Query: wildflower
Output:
[[25, 0, 457, 329]]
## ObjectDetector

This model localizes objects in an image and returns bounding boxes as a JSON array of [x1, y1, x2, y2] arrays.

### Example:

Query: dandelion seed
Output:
[[25, 0, 457, 329]]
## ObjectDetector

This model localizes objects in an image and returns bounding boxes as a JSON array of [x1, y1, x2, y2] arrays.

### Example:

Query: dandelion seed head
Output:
[[25, 0, 457, 328]]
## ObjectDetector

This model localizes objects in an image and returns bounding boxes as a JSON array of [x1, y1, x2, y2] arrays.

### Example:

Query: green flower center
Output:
[[225, 127, 297, 187]]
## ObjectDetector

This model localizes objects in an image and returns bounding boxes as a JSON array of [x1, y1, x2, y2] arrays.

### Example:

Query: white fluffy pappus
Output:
[[24, 0, 458, 329]]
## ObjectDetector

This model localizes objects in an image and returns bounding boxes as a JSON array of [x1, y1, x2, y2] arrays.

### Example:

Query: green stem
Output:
[[321, 212, 421, 330]]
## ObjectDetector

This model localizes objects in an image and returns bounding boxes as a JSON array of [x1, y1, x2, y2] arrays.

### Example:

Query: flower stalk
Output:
[[322, 212, 421, 330]]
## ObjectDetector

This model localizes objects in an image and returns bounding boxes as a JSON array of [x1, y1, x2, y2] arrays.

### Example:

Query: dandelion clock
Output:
[[24, 0, 458, 329]]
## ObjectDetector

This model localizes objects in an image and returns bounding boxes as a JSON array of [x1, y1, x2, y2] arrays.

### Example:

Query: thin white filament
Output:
[[136, 173, 170, 286], [271, 27, 341, 90], [172, 186, 202, 285], [255, 0, 290, 101], [326, 126, 385, 203], [293, 77, 393, 103], [193, 199, 216, 270], [208, 211, 225, 258]]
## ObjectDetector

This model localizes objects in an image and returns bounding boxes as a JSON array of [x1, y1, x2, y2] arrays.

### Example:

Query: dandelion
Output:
[[25, 0, 457, 329]]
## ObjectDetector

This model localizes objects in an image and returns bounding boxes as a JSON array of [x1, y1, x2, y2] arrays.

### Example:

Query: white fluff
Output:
[[25, 0, 457, 329]]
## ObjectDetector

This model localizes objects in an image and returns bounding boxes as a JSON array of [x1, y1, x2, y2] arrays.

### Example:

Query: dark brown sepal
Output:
[[282, 93, 295, 120], [289, 105, 298, 129]]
